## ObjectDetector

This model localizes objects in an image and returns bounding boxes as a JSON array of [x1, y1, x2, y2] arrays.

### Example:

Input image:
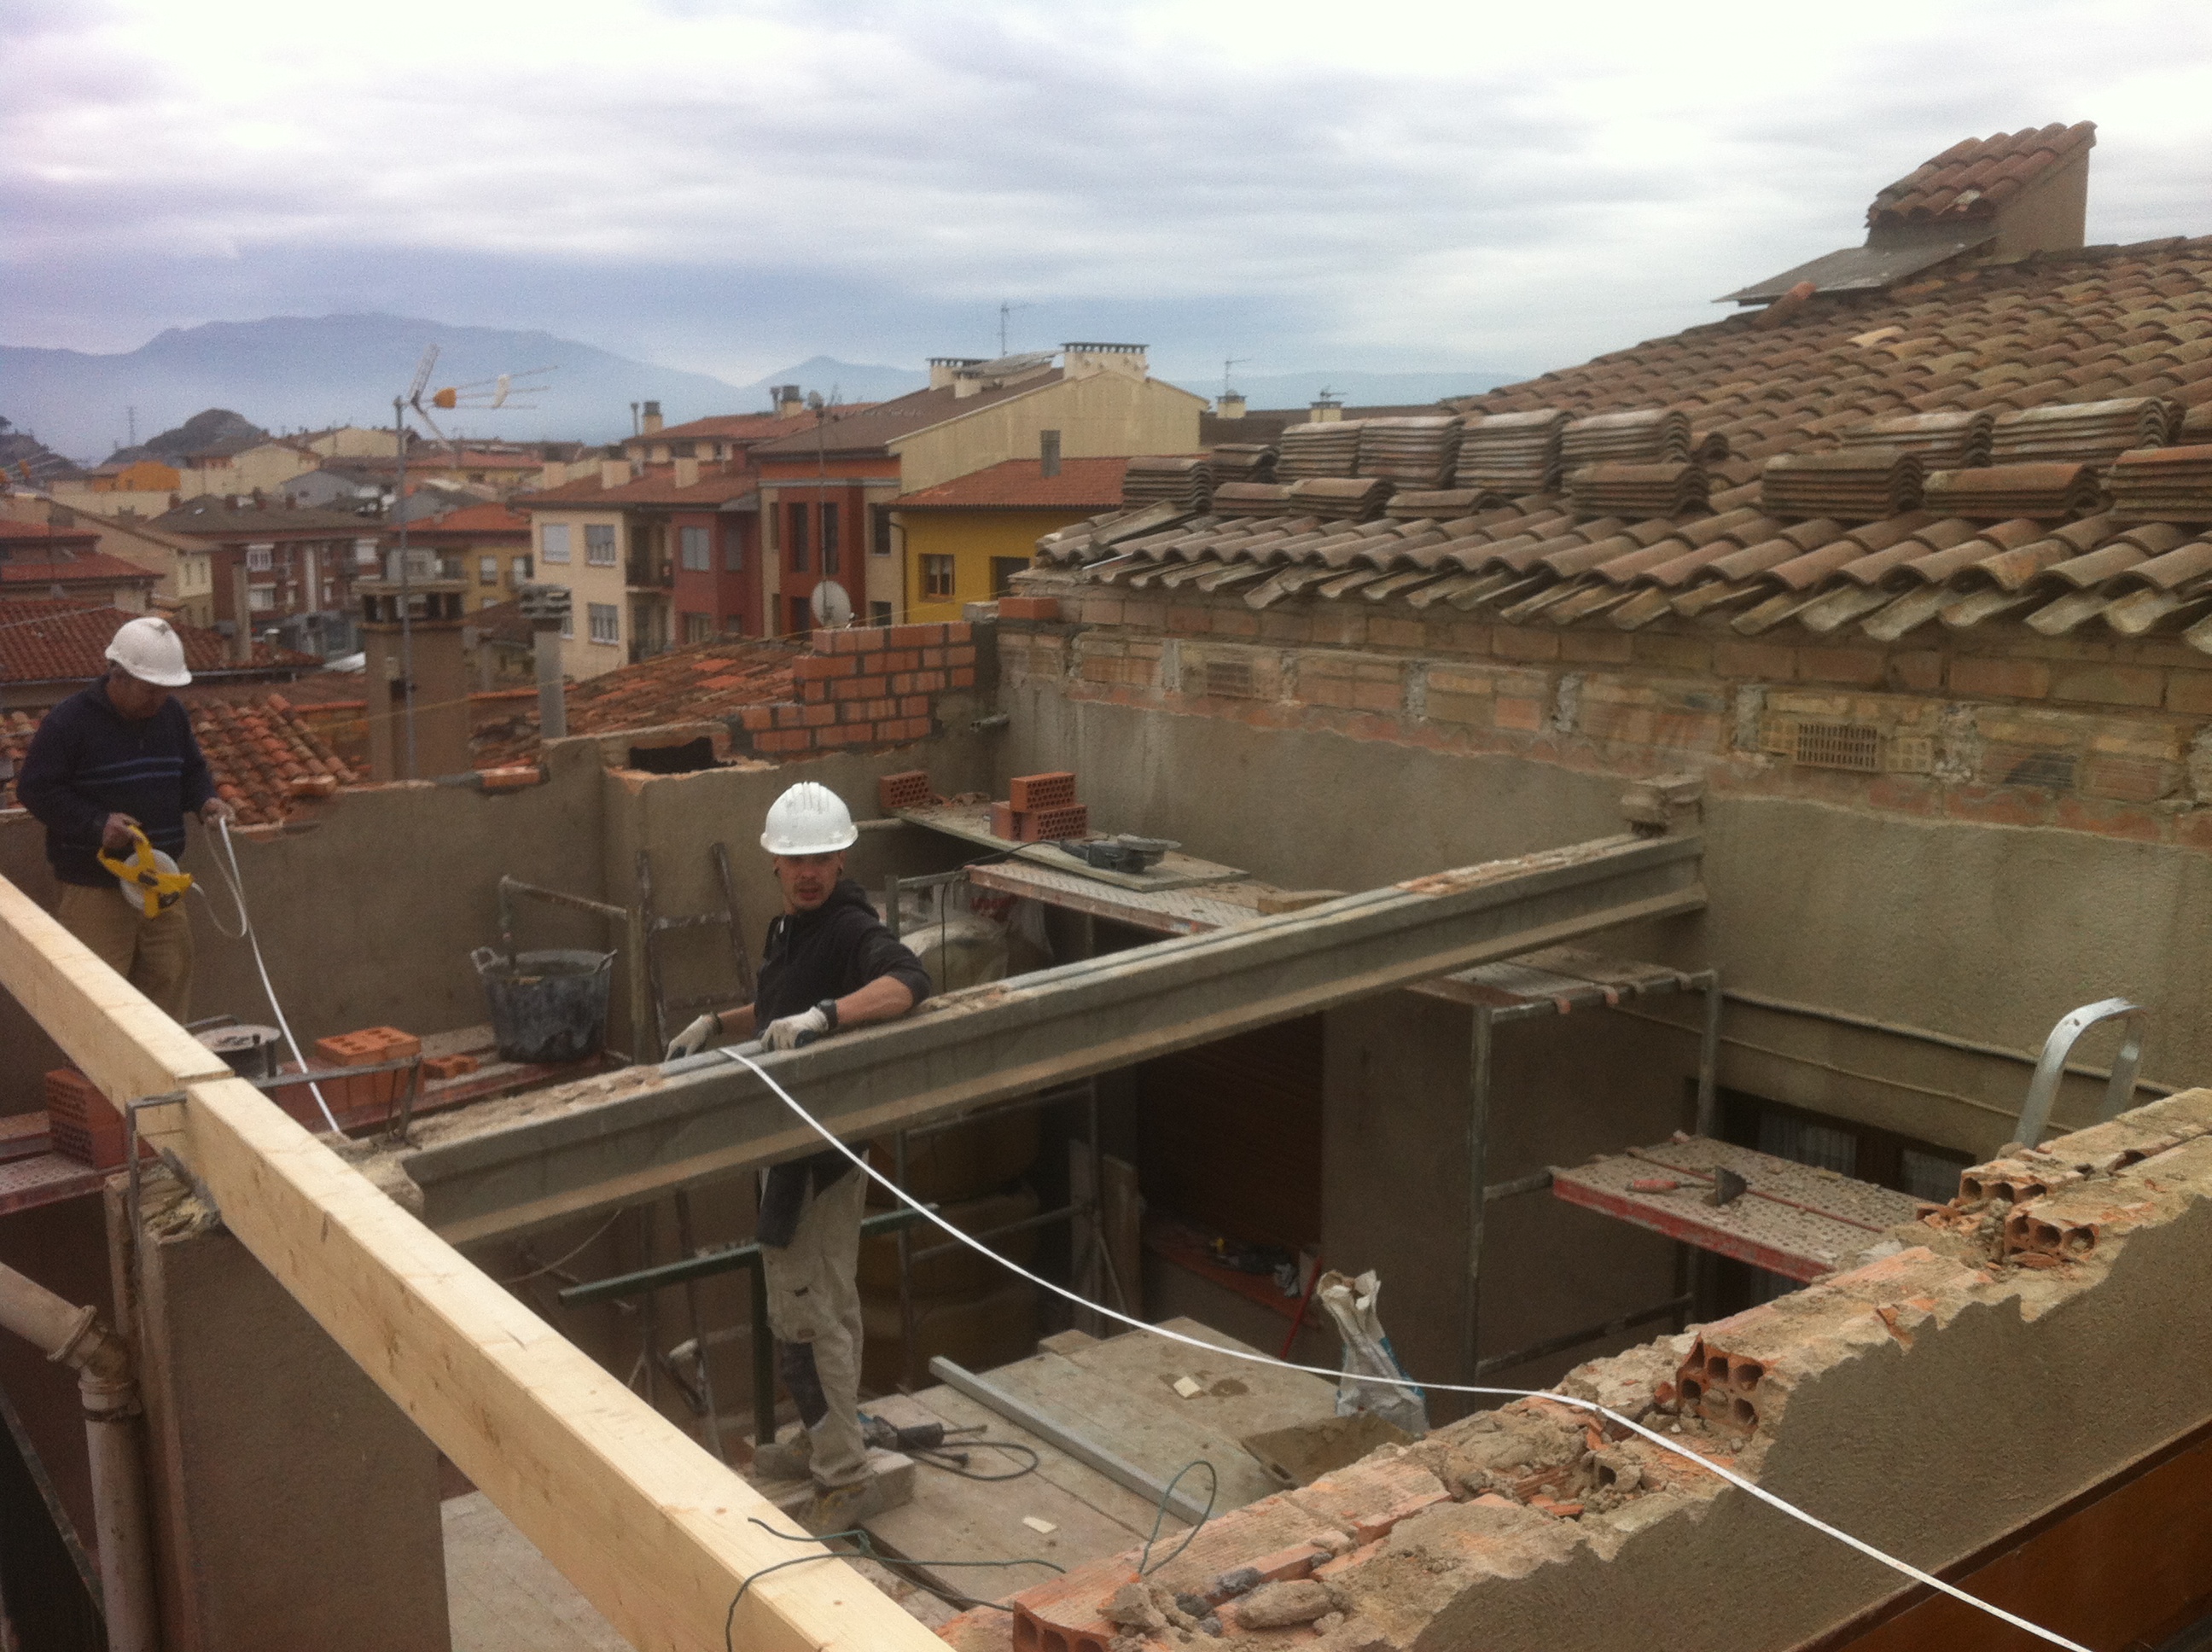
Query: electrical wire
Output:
[[719, 1049, 2095, 1652], [911, 1440, 1041, 1481], [498, 1211, 626, 1284], [1138, 1460, 1216, 1576], [204, 817, 341, 1132], [724, 1516, 1062, 1651]]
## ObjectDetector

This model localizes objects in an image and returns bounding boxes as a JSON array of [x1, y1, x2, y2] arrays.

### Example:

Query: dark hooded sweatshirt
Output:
[[17, 678, 216, 887], [754, 879, 930, 1245]]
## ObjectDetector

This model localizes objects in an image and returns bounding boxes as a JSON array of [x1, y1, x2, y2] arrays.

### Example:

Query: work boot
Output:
[[750, 1428, 813, 1482], [801, 1470, 887, 1533]]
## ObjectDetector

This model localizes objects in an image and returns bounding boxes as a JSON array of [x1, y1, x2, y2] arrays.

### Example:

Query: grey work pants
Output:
[[760, 1167, 870, 1486]]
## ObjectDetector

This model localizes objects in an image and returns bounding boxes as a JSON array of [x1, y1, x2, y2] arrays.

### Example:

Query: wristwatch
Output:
[[815, 998, 841, 1032]]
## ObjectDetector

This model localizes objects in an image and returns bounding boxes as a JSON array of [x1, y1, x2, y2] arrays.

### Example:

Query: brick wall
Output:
[[989, 584, 2212, 850], [734, 620, 981, 755]]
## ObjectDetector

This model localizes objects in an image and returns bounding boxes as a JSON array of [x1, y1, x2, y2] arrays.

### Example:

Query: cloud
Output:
[[3, 0, 2211, 381]]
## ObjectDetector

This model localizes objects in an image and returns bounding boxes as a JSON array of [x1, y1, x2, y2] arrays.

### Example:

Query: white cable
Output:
[[720, 1050, 2093, 1652], [206, 819, 341, 1134]]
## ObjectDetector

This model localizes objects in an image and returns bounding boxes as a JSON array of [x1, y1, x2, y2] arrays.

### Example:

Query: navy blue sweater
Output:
[[16, 680, 216, 887]]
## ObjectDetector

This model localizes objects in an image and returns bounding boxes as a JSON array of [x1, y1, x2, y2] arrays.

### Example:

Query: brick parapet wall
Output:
[[731, 620, 984, 756], [986, 586, 2212, 848]]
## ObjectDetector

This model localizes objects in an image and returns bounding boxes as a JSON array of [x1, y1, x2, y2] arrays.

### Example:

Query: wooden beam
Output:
[[405, 831, 1706, 1243], [0, 875, 943, 1652]]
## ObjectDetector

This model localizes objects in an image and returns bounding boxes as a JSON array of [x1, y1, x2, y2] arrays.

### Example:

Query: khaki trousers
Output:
[[53, 881, 195, 1022], [760, 1167, 869, 1486]]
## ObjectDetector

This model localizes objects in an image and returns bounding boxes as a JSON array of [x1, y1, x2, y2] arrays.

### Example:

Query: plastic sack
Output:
[[1315, 1268, 1429, 1437]]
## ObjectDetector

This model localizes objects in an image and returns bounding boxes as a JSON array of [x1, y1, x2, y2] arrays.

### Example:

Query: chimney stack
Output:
[[1039, 429, 1062, 479], [601, 458, 632, 491], [673, 456, 699, 489], [642, 401, 664, 435], [1309, 393, 1344, 424], [775, 385, 804, 418], [1217, 391, 1247, 420]]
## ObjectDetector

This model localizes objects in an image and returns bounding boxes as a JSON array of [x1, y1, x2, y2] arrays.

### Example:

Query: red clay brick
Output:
[[1560, 631, 1633, 665], [793, 653, 856, 681], [1796, 647, 1884, 688], [950, 666, 976, 688], [1944, 784, 2052, 827], [2047, 662, 2166, 708], [800, 702, 835, 728], [1496, 696, 1545, 731], [945, 621, 971, 643], [754, 729, 812, 753], [878, 649, 922, 672], [2055, 796, 2164, 840], [899, 695, 929, 717], [740, 706, 773, 731], [830, 675, 887, 701], [921, 647, 947, 668], [1714, 639, 1796, 680], [1370, 618, 1425, 651], [1492, 626, 1561, 662], [1212, 608, 1260, 637], [997, 596, 1060, 621], [889, 623, 942, 648], [1010, 772, 1078, 811], [800, 681, 828, 704], [878, 771, 933, 811], [421, 1054, 480, 1081], [1950, 656, 2051, 700], [1888, 651, 1945, 692], [816, 723, 869, 747], [946, 645, 977, 666], [1167, 605, 1211, 634], [2166, 671, 2212, 714], [774, 703, 806, 730]]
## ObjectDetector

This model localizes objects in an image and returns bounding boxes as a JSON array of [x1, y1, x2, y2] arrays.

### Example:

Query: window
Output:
[[353, 537, 379, 567], [786, 503, 809, 571], [871, 505, 892, 557], [585, 524, 617, 567], [541, 523, 571, 564], [683, 612, 713, 643], [820, 503, 840, 576], [479, 554, 498, 584], [870, 601, 893, 625], [923, 554, 956, 598], [991, 556, 1029, 596], [789, 596, 812, 636], [672, 440, 696, 459], [245, 545, 273, 572], [587, 602, 620, 645], [560, 607, 573, 641], [247, 585, 276, 611], [724, 532, 744, 573], [680, 525, 712, 572], [481, 596, 498, 608], [512, 554, 532, 579]]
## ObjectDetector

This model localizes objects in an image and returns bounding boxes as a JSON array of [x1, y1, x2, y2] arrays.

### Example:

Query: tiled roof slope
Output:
[[640, 410, 880, 446], [405, 503, 529, 538], [471, 635, 797, 765], [2, 555, 159, 590], [1040, 236, 2212, 652], [750, 374, 1068, 460], [894, 457, 1129, 510], [521, 461, 760, 509], [0, 520, 99, 552], [1870, 123, 2096, 228], [4, 693, 357, 826], [0, 599, 314, 684]]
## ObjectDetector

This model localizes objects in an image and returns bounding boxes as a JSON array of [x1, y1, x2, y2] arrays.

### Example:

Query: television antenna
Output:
[[998, 300, 1032, 356], [1222, 358, 1250, 399], [384, 344, 556, 777]]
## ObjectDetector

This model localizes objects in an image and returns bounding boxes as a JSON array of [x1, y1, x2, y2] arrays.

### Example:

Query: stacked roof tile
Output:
[[1988, 398, 2177, 463], [1837, 409, 1994, 468], [1208, 443, 1278, 483], [1561, 408, 1691, 467], [1868, 122, 2097, 228], [1457, 410, 1566, 493], [1275, 422, 1364, 480], [1923, 462, 2103, 520], [469, 636, 798, 766], [1119, 456, 1212, 510], [1355, 417, 1463, 488], [2109, 445, 2212, 525], [1761, 449, 1925, 520], [1569, 461, 1708, 521]]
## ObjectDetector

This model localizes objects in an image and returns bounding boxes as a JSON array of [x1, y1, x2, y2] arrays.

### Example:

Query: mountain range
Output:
[[0, 312, 1523, 462], [0, 315, 927, 461]]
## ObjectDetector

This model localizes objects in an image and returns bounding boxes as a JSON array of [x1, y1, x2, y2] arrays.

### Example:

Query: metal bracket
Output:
[[2013, 998, 2148, 1148]]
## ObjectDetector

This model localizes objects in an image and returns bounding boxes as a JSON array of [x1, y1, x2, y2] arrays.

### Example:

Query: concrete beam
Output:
[[405, 831, 1705, 1243]]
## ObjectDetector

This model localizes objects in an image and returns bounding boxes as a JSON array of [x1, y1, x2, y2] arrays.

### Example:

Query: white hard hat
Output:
[[105, 616, 193, 688], [760, 782, 858, 855]]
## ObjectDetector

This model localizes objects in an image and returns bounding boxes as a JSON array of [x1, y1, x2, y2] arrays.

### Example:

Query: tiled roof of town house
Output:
[[1869, 122, 2096, 227], [1037, 221, 2212, 654], [637, 410, 879, 446], [1, 554, 160, 589], [0, 519, 101, 553], [749, 373, 1071, 460], [3, 692, 358, 827], [402, 502, 531, 538], [0, 599, 314, 686], [470, 635, 798, 766], [894, 457, 1130, 511], [153, 498, 372, 537], [519, 461, 763, 509]]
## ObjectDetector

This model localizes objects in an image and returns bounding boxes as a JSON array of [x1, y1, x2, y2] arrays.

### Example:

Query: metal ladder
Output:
[[633, 843, 753, 1057]]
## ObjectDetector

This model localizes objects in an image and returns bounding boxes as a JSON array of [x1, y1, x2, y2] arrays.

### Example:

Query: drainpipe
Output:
[[0, 1260, 156, 1652]]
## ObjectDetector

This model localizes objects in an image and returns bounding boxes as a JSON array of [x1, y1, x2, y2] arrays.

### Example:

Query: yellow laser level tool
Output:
[[96, 824, 194, 918]]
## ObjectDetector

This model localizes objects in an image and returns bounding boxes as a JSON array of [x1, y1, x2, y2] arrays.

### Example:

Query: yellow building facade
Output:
[[899, 509, 1098, 623]]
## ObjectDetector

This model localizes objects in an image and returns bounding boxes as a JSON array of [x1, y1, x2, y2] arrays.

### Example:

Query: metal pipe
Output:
[[1482, 1170, 1552, 1203], [1460, 1005, 1493, 1406], [672, 1190, 724, 1463], [894, 1131, 917, 1390], [1695, 969, 1723, 1137], [1473, 1293, 1695, 1380], [909, 1201, 1086, 1264], [555, 1204, 936, 1306], [0, 1260, 156, 1652]]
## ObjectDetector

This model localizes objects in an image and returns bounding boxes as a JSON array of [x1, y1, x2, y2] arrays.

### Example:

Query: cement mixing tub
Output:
[[472, 947, 614, 1065]]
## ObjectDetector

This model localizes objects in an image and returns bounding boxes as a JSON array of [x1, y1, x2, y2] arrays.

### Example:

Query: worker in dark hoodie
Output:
[[665, 780, 928, 1522]]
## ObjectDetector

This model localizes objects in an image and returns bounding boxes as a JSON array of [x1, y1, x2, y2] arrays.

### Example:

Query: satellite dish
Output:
[[810, 580, 853, 627]]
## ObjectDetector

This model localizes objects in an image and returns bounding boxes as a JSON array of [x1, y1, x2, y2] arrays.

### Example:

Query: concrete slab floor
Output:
[[443, 1492, 632, 1652]]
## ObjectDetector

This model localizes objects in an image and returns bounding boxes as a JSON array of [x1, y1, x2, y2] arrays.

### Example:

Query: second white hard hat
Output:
[[105, 616, 193, 688], [760, 781, 858, 855]]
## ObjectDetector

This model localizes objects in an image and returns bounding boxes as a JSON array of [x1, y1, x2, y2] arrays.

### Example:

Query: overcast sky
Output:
[[6, 0, 2211, 386]]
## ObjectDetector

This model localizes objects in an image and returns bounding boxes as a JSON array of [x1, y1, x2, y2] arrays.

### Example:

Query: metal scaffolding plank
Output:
[[404, 831, 1706, 1243], [1551, 1135, 1924, 1282]]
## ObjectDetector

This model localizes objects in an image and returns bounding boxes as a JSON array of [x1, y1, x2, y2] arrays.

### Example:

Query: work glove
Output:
[[761, 1006, 831, 1051], [665, 1013, 719, 1061]]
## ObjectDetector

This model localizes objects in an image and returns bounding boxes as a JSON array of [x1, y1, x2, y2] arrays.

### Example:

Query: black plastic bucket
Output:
[[471, 947, 614, 1064]]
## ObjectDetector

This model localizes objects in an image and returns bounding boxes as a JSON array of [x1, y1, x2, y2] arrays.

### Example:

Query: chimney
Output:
[[1039, 430, 1062, 479], [1217, 391, 1247, 420], [673, 456, 699, 489], [776, 385, 804, 417], [1062, 342, 1148, 381], [642, 401, 664, 434], [538, 461, 565, 489], [229, 564, 253, 666], [1309, 393, 1344, 423], [601, 458, 632, 491], [928, 358, 983, 392]]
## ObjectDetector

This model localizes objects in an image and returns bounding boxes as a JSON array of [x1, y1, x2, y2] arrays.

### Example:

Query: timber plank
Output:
[[1058, 1317, 1336, 1446], [884, 1384, 1164, 1533]]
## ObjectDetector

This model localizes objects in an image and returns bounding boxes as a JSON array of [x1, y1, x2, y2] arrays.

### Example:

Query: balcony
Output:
[[626, 557, 672, 590]]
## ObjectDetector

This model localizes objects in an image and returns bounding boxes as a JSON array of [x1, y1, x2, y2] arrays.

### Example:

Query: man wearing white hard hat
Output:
[[16, 618, 234, 1018], [666, 780, 929, 1521]]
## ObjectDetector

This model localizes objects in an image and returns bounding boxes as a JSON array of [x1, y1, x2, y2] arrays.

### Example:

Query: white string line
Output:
[[206, 818, 341, 1132], [720, 1049, 2093, 1652]]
